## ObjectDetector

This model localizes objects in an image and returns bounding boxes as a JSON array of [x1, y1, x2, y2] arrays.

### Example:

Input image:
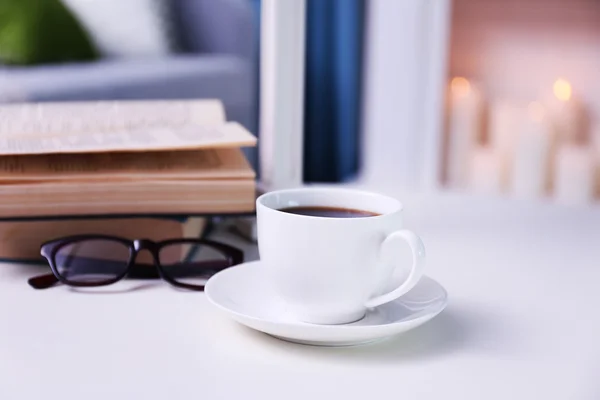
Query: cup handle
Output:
[[365, 229, 426, 309]]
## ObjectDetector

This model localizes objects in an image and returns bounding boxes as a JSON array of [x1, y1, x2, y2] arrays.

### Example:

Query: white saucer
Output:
[[205, 261, 448, 347]]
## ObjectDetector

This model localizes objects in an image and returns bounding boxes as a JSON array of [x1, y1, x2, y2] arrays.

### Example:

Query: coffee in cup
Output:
[[279, 206, 379, 218]]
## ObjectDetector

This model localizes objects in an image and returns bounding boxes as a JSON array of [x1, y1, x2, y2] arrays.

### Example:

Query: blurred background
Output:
[[0, 0, 598, 207]]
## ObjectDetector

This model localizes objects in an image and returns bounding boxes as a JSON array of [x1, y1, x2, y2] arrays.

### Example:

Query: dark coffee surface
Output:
[[279, 206, 379, 218]]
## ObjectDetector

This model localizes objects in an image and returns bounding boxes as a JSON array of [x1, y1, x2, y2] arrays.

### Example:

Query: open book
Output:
[[0, 100, 257, 218]]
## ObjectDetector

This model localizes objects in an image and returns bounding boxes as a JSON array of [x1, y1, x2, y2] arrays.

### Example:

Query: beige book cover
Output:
[[0, 148, 254, 182], [0, 179, 256, 217]]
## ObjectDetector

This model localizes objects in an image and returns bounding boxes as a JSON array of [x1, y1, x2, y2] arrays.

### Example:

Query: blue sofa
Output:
[[0, 0, 258, 163]]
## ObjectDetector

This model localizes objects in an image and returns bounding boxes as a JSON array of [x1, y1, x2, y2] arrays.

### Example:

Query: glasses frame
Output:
[[30, 234, 244, 291]]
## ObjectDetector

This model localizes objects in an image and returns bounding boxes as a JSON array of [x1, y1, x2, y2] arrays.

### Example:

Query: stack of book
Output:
[[0, 99, 257, 260]]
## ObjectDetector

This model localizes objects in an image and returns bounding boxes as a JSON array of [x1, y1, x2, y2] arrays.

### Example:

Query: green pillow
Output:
[[0, 0, 98, 65]]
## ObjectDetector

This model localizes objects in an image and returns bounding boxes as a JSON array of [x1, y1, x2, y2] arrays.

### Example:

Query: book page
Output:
[[0, 100, 226, 138], [0, 148, 255, 182], [0, 99, 256, 155], [0, 122, 256, 155]]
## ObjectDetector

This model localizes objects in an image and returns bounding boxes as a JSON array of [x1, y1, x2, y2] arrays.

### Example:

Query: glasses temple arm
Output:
[[28, 274, 59, 289]]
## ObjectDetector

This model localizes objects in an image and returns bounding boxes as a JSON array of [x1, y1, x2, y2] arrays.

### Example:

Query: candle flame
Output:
[[528, 102, 545, 122], [553, 79, 572, 101], [451, 77, 471, 97]]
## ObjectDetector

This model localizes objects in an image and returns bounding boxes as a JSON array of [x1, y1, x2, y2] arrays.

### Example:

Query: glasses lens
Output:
[[159, 242, 233, 288], [54, 239, 131, 284]]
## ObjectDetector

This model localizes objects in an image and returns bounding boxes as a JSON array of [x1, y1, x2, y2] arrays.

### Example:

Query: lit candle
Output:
[[593, 125, 600, 199], [446, 77, 484, 188], [553, 145, 595, 205], [488, 100, 521, 187], [592, 123, 600, 158], [468, 145, 504, 194], [510, 102, 555, 198], [544, 78, 584, 144]]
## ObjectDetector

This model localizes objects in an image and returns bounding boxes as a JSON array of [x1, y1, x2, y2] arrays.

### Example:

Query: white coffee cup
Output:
[[256, 187, 426, 325]]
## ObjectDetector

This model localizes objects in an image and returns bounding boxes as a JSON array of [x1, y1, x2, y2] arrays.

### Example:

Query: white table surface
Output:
[[0, 188, 599, 400]]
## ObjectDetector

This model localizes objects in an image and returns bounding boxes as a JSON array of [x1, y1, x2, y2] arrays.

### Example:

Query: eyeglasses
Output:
[[28, 235, 244, 291]]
